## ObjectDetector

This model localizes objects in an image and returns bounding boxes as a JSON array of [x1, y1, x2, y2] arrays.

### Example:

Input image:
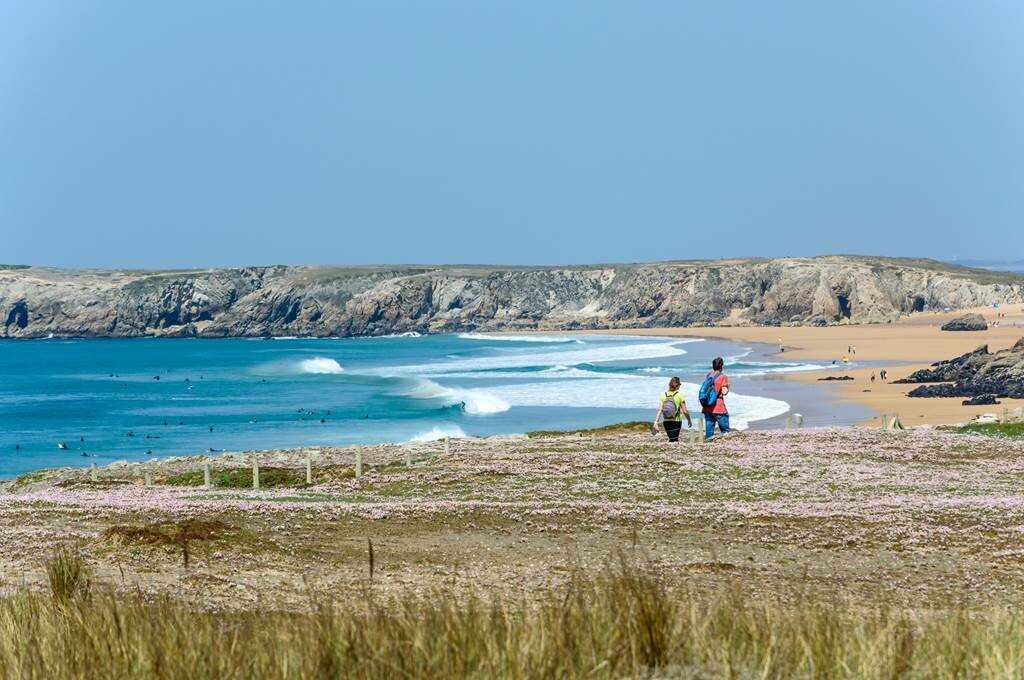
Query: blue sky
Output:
[[2, 1, 1022, 268]]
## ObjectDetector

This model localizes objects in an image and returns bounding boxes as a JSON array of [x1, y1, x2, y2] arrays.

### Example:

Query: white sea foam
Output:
[[299, 357, 344, 374], [382, 331, 422, 338], [395, 339, 699, 375], [457, 333, 581, 344], [729, 361, 826, 376], [409, 424, 467, 442], [402, 378, 511, 415], [272, 336, 300, 340], [725, 348, 753, 362], [492, 376, 789, 429]]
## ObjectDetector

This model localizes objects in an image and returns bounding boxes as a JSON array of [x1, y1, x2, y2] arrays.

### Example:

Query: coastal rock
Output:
[[1, 257, 1022, 338], [940, 313, 988, 332], [903, 339, 1024, 399], [818, 375, 854, 381], [962, 394, 1000, 406]]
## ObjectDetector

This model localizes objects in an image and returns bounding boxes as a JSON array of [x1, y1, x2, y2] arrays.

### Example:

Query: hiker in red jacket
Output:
[[699, 357, 730, 440]]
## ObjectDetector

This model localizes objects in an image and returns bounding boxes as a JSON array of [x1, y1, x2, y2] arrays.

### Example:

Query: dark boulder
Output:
[[941, 313, 988, 332], [904, 337, 1024, 399], [962, 394, 1000, 406], [818, 375, 854, 381]]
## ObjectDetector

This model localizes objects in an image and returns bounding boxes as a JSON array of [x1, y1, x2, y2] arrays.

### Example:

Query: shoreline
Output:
[[605, 304, 1024, 427]]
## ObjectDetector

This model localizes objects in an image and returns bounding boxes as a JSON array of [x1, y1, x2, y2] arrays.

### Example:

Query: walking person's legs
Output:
[[664, 419, 681, 442], [704, 414, 715, 441], [716, 413, 730, 434]]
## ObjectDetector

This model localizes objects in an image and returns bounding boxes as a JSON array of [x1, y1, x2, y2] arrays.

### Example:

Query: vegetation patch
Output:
[[527, 420, 651, 438], [951, 422, 1024, 439], [103, 520, 235, 547], [162, 467, 308, 488]]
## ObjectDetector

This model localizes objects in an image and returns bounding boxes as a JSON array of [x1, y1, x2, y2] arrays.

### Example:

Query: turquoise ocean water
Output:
[[0, 333, 860, 478]]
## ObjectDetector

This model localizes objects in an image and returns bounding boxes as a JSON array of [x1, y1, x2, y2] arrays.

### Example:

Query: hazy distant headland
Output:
[[2, 256, 1023, 339]]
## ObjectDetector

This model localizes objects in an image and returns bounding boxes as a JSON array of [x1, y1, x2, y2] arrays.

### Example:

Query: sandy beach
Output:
[[619, 305, 1024, 427]]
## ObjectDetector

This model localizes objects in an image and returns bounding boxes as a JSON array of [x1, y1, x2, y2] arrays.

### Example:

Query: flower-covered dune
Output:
[[2, 427, 1023, 610]]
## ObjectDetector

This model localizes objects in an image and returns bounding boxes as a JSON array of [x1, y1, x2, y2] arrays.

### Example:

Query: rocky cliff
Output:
[[2, 257, 1022, 339]]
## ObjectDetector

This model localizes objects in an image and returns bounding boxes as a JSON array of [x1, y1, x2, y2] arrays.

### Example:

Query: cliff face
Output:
[[2, 257, 1022, 338]]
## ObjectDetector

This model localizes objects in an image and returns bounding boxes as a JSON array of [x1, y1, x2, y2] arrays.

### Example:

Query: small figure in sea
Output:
[[145, 434, 160, 439], [260, 379, 267, 383], [14, 444, 20, 451], [147, 450, 153, 455], [126, 431, 135, 438], [363, 414, 369, 419], [58, 442, 69, 450], [79, 436, 84, 442], [178, 420, 184, 426], [184, 378, 190, 383], [320, 418, 326, 423], [81, 452, 88, 457], [153, 375, 160, 381], [208, 425, 214, 432]]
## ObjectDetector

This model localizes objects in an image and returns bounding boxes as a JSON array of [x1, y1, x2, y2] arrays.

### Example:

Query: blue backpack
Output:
[[698, 372, 719, 408]]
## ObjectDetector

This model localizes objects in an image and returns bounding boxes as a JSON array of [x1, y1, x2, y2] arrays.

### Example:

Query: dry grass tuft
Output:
[[103, 520, 234, 546], [45, 547, 91, 604]]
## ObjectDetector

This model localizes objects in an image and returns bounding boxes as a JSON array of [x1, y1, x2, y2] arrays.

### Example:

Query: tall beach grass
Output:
[[0, 551, 1019, 678]]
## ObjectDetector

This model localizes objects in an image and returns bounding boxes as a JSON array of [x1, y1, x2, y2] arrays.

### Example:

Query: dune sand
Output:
[[616, 304, 1024, 426]]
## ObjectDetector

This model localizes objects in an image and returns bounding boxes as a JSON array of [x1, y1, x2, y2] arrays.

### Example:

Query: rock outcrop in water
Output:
[[940, 313, 989, 332], [898, 339, 1024, 399], [2, 257, 1022, 339]]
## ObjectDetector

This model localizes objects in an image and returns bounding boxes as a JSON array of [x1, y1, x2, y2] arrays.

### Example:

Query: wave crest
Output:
[[299, 357, 344, 374], [402, 379, 510, 415]]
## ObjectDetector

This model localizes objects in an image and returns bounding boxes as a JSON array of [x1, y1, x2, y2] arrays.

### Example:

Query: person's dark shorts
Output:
[[663, 419, 682, 442]]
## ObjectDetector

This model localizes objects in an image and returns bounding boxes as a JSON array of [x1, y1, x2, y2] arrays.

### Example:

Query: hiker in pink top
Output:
[[699, 357, 730, 440]]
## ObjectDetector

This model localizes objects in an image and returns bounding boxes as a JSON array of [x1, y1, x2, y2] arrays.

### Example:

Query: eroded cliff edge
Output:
[[2, 256, 1022, 338]]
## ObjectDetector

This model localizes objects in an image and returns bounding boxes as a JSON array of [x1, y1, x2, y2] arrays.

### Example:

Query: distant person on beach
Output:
[[652, 377, 691, 442], [880, 369, 887, 381], [699, 357, 730, 440]]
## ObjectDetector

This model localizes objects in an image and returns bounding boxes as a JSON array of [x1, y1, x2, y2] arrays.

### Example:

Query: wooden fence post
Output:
[[444, 437, 450, 456], [144, 469, 152, 488], [252, 454, 260, 490], [794, 413, 804, 428], [305, 453, 312, 485], [355, 448, 363, 478], [405, 450, 412, 468], [90, 462, 97, 482], [785, 415, 793, 429], [203, 461, 212, 490]]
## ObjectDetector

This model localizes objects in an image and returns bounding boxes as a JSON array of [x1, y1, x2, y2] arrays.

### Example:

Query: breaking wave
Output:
[[298, 357, 344, 374], [401, 378, 510, 415]]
